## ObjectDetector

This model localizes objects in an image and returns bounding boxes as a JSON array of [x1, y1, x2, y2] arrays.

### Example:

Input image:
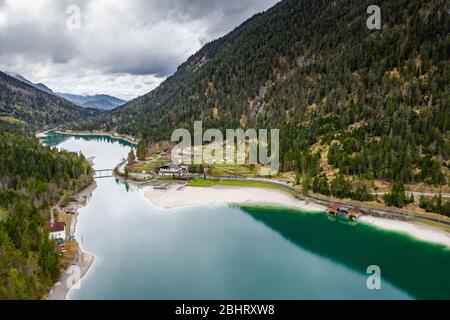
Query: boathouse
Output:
[[348, 208, 362, 220], [327, 203, 342, 215]]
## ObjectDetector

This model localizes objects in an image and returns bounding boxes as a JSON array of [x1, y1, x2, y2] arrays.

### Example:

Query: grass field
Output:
[[210, 164, 258, 177], [128, 155, 170, 173], [59, 240, 78, 269]]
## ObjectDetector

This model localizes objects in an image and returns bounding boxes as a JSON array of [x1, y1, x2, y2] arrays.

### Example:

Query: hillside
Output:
[[3, 72, 125, 111], [0, 71, 100, 130], [4, 72, 54, 95], [81, 99, 115, 110], [0, 125, 93, 299], [75, 0, 449, 194]]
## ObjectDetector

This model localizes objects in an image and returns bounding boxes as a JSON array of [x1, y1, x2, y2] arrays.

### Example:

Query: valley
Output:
[[0, 0, 449, 302], [67, 0, 449, 218]]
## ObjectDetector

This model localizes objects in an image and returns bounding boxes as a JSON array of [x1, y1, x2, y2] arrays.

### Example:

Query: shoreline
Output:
[[359, 216, 450, 249], [144, 185, 325, 212], [46, 181, 97, 300], [144, 184, 450, 249], [55, 129, 138, 145]]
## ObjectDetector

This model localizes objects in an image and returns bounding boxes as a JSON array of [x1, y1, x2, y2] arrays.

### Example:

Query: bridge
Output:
[[94, 169, 114, 179]]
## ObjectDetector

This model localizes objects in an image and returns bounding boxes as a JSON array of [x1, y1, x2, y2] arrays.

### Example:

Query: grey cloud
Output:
[[1, 30, 76, 64], [134, 0, 278, 39], [0, 0, 278, 97], [104, 54, 180, 78]]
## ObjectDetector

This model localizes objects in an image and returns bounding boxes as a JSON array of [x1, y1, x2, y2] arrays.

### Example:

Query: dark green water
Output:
[[240, 205, 450, 300], [41, 132, 450, 300]]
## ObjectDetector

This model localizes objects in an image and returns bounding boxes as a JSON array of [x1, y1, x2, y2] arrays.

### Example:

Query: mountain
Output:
[[0, 71, 100, 130], [75, 0, 449, 188], [4, 72, 125, 110], [5, 71, 54, 95], [56, 93, 125, 110], [0, 125, 93, 299], [82, 99, 115, 110]]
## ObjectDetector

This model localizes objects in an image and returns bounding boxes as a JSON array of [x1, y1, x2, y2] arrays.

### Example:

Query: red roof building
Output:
[[327, 203, 342, 214], [50, 221, 66, 232]]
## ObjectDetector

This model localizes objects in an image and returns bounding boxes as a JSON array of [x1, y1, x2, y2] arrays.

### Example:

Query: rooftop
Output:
[[160, 163, 180, 169], [50, 221, 66, 232]]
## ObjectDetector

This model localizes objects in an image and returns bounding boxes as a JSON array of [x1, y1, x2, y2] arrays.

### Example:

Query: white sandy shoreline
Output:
[[144, 185, 450, 249], [145, 185, 326, 212], [360, 216, 450, 249], [46, 181, 97, 300]]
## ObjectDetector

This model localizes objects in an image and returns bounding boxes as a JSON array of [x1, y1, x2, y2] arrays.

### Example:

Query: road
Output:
[[116, 160, 154, 180]]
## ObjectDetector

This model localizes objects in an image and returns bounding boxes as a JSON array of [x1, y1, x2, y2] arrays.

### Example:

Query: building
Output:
[[158, 163, 189, 177], [49, 221, 66, 241], [327, 202, 363, 221], [327, 203, 342, 215], [348, 208, 362, 220], [337, 205, 353, 216]]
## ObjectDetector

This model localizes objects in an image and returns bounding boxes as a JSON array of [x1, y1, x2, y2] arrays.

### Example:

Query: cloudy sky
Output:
[[0, 0, 278, 100]]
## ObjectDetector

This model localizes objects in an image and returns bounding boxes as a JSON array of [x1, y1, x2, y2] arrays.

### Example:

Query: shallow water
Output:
[[42, 132, 450, 300]]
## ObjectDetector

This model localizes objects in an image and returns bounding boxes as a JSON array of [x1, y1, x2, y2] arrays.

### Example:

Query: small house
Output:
[[49, 221, 66, 241]]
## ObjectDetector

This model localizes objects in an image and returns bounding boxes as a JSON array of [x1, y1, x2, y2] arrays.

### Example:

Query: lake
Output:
[[41, 132, 450, 300]]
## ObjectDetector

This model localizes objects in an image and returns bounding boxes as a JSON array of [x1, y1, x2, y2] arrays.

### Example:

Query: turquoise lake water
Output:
[[41, 132, 450, 300]]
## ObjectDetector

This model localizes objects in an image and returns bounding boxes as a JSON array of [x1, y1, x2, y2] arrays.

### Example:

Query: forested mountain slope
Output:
[[0, 71, 100, 130], [4, 72, 126, 111], [75, 0, 449, 188], [0, 72, 98, 299], [0, 124, 93, 299]]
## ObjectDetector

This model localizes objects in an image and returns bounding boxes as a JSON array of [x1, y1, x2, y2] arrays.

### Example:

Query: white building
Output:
[[159, 163, 189, 177], [49, 221, 66, 241]]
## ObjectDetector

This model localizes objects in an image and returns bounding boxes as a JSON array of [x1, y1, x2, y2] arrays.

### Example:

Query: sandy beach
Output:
[[46, 246, 94, 301], [46, 181, 97, 300], [360, 216, 450, 248], [144, 184, 450, 249], [35, 131, 49, 138], [144, 185, 326, 212]]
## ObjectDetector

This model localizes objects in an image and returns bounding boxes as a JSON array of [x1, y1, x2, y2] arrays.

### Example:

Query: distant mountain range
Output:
[[4, 72, 126, 111]]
